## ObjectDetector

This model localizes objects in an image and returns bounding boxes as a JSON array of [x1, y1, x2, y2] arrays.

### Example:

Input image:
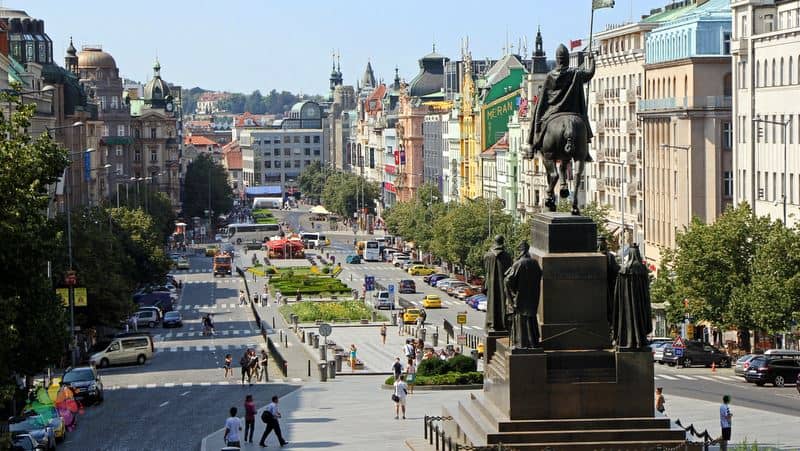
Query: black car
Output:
[[424, 273, 447, 284], [744, 356, 800, 387], [661, 340, 731, 368], [399, 279, 416, 294], [61, 366, 104, 405]]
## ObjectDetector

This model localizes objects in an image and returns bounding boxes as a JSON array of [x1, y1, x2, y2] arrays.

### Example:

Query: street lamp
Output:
[[660, 144, 692, 233], [753, 115, 793, 226]]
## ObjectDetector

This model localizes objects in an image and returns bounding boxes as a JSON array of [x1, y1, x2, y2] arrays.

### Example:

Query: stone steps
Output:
[[488, 439, 695, 451], [486, 427, 687, 444], [496, 416, 672, 433]]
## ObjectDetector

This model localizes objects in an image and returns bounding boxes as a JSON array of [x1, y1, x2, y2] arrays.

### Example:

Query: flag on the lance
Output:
[[592, 0, 615, 9]]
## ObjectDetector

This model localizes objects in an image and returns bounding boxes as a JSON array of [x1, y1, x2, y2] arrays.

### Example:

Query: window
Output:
[[772, 58, 776, 86], [293, 136, 300, 144], [791, 174, 795, 204], [304, 148, 310, 156], [274, 138, 281, 144], [284, 148, 291, 156], [304, 135, 310, 144], [263, 149, 271, 156], [723, 122, 733, 149], [765, 14, 774, 32], [791, 57, 794, 85], [100, 96, 107, 110], [150, 148, 158, 163], [723, 171, 733, 198], [756, 60, 760, 87], [264, 161, 271, 169], [134, 149, 142, 161], [116, 163, 123, 175], [111, 96, 119, 109], [115, 145, 123, 157], [150, 128, 157, 139], [723, 32, 731, 55], [117, 125, 125, 136], [313, 148, 320, 156], [313, 136, 320, 144], [294, 160, 301, 168], [275, 160, 281, 168], [304, 160, 311, 167], [102, 125, 109, 137]]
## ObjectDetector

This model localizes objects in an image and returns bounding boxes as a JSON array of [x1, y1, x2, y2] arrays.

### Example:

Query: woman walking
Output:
[[223, 354, 232, 378], [380, 323, 387, 345], [406, 360, 417, 394], [349, 344, 358, 372], [244, 394, 256, 443]]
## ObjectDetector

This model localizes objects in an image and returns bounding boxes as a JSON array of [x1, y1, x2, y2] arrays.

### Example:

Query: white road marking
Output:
[[182, 382, 193, 387], [675, 375, 696, 380], [164, 383, 175, 387], [176, 332, 184, 338], [127, 384, 138, 389], [694, 376, 714, 381], [290, 378, 302, 383], [217, 381, 229, 385], [159, 401, 169, 407], [146, 383, 157, 388], [194, 304, 200, 309], [200, 382, 211, 386], [658, 375, 679, 380], [180, 391, 191, 396]]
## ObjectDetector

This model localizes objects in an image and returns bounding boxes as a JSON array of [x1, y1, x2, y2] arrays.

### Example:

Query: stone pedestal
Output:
[[440, 213, 692, 450]]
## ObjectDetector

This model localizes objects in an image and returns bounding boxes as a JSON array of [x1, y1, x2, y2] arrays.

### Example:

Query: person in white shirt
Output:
[[223, 406, 243, 447], [259, 395, 288, 447], [393, 375, 409, 419], [719, 395, 732, 451]]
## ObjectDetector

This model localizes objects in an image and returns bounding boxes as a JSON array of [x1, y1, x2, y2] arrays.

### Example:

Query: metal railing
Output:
[[423, 416, 515, 451], [637, 96, 732, 112], [674, 418, 715, 451]]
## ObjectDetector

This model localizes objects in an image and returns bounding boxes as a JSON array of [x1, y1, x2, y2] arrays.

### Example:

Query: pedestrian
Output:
[[393, 374, 408, 420], [404, 339, 415, 361], [296, 288, 302, 302], [259, 395, 288, 447], [259, 350, 269, 382], [406, 360, 417, 394], [392, 357, 403, 381], [223, 406, 243, 448], [380, 323, 387, 345], [248, 349, 259, 385], [223, 354, 233, 378], [349, 344, 358, 372], [244, 395, 256, 443], [655, 387, 665, 415], [240, 351, 250, 386], [129, 315, 138, 332], [719, 395, 732, 451], [239, 290, 247, 306], [261, 292, 269, 305]]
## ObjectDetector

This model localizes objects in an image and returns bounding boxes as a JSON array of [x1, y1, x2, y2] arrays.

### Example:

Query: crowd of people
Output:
[[225, 348, 269, 385]]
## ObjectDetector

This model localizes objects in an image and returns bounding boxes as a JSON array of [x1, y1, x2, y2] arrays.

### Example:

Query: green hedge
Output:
[[270, 276, 350, 295], [417, 355, 477, 376], [279, 301, 387, 322], [385, 371, 483, 386]]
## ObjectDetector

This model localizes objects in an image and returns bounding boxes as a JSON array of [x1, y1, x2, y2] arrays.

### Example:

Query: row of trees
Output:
[[651, 203, 800, 350], [298, 162, 382, 219], [182, 88, 324, 116], [0, 91, 175, 414], [182, 153, 234, 222]]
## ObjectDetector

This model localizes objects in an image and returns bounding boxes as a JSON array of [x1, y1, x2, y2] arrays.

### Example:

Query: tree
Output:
[[182, 154, 233, 221], [219, 93, 246, 114], [321, 172, 380, 218], [244, 90, 266, 114], [298, 161, 327, 203], [0, 89, 70, 403]]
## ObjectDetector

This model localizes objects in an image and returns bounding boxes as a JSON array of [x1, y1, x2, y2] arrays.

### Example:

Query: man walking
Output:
[[223, 406, 243, 447], [239, 290, 247, 306], [392, 357, 403, 381], [719, 395, 732, 451], [240, 351, 250, 386], [393, 374, 408, 419], [259, 395, 288, 447]]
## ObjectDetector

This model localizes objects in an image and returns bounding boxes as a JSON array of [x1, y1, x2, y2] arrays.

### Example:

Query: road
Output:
[[59, 252, 298, 451]]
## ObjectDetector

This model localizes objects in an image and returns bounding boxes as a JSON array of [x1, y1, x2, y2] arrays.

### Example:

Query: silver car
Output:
[[734, 354, 757, 377]]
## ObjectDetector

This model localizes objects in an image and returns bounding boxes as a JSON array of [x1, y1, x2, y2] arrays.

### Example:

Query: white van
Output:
[[300, 232, 328, 248], [91, 336, 154, 367], [252, 197, 283, 209]]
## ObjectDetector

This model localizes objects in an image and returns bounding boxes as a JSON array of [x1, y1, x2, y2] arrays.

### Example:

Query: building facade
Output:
[[731, 0, 800, 227]]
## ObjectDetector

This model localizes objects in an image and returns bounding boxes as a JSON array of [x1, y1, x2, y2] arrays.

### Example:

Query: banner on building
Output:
[[83, 151, 91, 181], [592, 0, 615, 9], [481, 91, 521, 150], [399, 149, 406, 165], [570, 39, 583, 50]]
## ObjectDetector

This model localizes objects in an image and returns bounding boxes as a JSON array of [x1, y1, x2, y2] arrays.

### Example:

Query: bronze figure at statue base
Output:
[[440, 212, 695, 451]]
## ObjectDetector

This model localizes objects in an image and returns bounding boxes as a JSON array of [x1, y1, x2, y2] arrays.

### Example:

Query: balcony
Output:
[[589, 91, 604, 105], [596, 178, 606, 191], [730, 39, 747, 55], [637, 96, 732, 112], [619, 87, 637, 103], [625, 150, 637, 165], [604, 88, 619, 101], [620, 119, 636, 135]]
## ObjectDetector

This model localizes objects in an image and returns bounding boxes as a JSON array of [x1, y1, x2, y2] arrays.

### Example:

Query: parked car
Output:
[[734, 354, 758, 377], [651, 342, 668, 363], [427, 274, 450, 286], [9, 413, 56, 451], [176, 256, 190, 270], [136, 305, 163, 322], [398, 279, 416, 294], [435, 279, 459, 291], [744, 356, 800, 387], [345, 255, 361, 264], [90, 335, 154, 368], [661, 340, 731, 368], [11, 433, 46, 451], [408, 265, 435, 276], [422, 294, 442, 308], [466, 293, 486, 309], [424, 273, 447, 284], [445, 282, 470, 296], [455, 285, 481, 300], [133, 309, 160, 328], [23, 405, 65, 443], [372, 291, 394, 310], [392, 254, 410, 267], [402, 260, 424, 271], [477, 299, 487, 311], [797, 373, 800, 395], [61, 366, 104, 405], [162, 310, 183, 328]]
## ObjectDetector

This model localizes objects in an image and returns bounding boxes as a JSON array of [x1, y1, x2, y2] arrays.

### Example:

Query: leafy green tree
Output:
[[321, 172, 380, 218], [298, 161, 328, 203], [0, 89, 70, 404], [183, 153, 233, 221], [244, 90, 266, 114], [113, 188, 175, 243]]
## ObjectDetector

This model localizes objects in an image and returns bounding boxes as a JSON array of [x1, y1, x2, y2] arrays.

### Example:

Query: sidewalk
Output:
[[199, 375, 800, 451]]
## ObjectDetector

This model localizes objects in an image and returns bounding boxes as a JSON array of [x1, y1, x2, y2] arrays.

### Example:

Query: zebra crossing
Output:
[[169, 268, 212, 274], [182, 279, 242, 284], [176, 303, 250, 310], [104, 378, 303, 391], [155, 342, 266, 353], [653, 374, 742, 382], [156, 329, 258, 340]]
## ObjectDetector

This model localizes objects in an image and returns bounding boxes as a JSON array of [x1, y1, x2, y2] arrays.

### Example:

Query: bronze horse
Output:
[[527, 45, 595, 216]]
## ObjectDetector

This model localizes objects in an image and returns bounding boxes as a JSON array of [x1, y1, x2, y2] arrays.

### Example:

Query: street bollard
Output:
[[319, 345, 326, 360], [371, 311, 377, 322], [300, 329, 305, 343], [318, 362, 328, 382], [328, 360, 336, 379], [313, 335, 320, 349], [279, 330, 283, 341], [420, 328, 427, 343], [272, 316, 275, 329], [307, 360, 311, 377], [335, 353, 343, 371], [391, 313, 397, 326], [307, 331, 314, 344], [432, 331, 439, 347]]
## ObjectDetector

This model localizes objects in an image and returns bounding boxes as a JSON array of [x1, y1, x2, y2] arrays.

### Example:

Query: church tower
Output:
[[532, 27, 548, 74], [65, 37, 78, 76]]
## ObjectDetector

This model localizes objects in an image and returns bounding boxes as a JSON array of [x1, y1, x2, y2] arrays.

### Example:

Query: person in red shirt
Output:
[[244, 394, 257, 443]]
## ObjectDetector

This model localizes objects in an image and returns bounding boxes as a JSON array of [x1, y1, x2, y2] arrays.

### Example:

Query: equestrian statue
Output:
[[527, 44, 595, 215]]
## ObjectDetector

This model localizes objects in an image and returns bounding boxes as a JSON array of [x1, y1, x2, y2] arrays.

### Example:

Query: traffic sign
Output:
[[364, 275, 375, 291], [457, 335, 466, 345], [672, 336, 686, 348], [456, 312, 467, 325], [318, 323, 332, 337]]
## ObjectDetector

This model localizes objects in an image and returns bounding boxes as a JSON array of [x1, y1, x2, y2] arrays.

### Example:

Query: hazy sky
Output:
[[18, 0, 669, 95]]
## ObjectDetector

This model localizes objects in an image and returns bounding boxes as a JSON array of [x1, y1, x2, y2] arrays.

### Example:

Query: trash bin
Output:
[[318, 362, 328, 382], [371, 311, 378, 322], [432, 331, 439, 347], [300, 329, 306, 343], [319, 345, 327, 360], [470, 349, 479, 362], [391, 312, 397, 326], [307, 331, 314, 344], [313, 334, 320, 349], [328, 360, 336, 379], [335, 353, 343, 371], [419, 328, 427, 343]]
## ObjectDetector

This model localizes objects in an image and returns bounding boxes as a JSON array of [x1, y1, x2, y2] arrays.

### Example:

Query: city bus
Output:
[[363, 240, 381, 262], [226, 223, 282, 244]]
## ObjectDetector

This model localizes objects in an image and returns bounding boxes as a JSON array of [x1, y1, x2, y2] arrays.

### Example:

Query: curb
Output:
[[380, 383, 483, 391]]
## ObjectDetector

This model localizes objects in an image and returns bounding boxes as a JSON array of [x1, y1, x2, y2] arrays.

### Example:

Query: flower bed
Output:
[[269, 267, 347, 294], [280, 301, 387, 322], [384, 372, 483, 386]]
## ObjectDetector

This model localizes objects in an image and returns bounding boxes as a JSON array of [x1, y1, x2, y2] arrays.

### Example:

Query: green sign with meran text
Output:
[[481, 91, 520, 150]]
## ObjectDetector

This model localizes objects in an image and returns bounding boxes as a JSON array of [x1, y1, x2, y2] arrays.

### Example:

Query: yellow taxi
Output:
[[408, 264, 436, 276], [422, 294, 442, 308], [403, 308, 422, 324]]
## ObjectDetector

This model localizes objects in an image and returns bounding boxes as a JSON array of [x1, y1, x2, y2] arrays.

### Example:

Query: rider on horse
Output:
[[528, 44, 595, 159]]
